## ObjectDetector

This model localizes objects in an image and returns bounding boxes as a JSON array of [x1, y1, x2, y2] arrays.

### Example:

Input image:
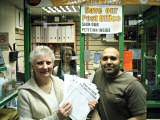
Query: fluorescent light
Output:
[[72, 5, 77, 12], [53, 7, 61, 12], [41, 7, 51, 13], [42, 6, 80, 14], [66, 6, 72, 12], [59, 6, 67, 12], [48, 7, 56, 13]]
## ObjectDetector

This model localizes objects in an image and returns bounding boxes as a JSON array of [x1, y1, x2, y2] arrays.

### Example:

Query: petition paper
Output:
[[60, 74, 100, 120]]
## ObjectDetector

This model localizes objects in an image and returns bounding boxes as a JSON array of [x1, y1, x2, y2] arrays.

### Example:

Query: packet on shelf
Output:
[[2, 80, 16, 97], [0, 77, 5, 97]]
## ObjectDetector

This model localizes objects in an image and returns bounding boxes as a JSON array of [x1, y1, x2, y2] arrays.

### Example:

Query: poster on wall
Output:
[[81, 5, 122, 34], [124, 50, 134, 72], [94, 52, 102, 64], [129, 49, 141, 59], [0, 32, 9, 50]]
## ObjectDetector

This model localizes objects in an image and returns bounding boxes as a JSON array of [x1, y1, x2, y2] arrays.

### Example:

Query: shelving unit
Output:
[[123, 15, 142, 78], [0, 90, 18, 107], [0, 66, 18, 108], [31, 22, 76, 61], [139, 6, 160, 119]]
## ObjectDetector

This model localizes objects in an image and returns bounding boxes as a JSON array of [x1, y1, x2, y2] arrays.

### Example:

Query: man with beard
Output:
[[93, 47, 146, 120]]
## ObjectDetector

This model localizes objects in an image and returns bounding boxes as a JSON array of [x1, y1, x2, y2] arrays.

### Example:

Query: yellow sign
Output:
[[124, 51, 134, 72], [81, 5, 122, 34]]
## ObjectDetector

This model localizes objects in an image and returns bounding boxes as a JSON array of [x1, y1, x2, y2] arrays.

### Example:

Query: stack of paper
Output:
[[60, 74, 100, 120]]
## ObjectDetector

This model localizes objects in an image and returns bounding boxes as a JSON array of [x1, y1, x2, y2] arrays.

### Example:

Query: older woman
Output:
[[18, 46, 72, 120]]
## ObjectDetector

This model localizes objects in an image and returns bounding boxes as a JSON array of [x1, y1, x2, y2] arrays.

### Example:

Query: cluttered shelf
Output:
[[147, 100, 160, 108], [32, 42, 75, 44], [0, 90, 18, 107], [0, 67, 22, 107]]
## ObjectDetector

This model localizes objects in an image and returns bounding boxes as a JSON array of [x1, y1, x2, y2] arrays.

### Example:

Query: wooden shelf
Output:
[[32, 42, 74, 44], [147, 100, 160, 108], [124, 25, 138, 28], [32, 22, 75, 26], [32, 22, 75, 46], [103, 40, 136, 43], [125, 40, 137, 43]]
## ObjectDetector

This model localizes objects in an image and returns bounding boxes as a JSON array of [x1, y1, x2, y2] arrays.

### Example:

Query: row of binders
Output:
[[32, 25, 75, 43]]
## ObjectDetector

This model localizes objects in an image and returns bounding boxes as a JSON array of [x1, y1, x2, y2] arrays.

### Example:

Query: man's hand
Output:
[[88, 100, 98, 110]]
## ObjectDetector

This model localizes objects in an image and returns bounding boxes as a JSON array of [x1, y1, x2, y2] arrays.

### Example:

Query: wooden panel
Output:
[[87, 64, 94, 70], [76, 36, 80, 41], [17, 45, 24, 51], [77, 40, 119, 46], [15, 34, 24, 40], [77, 45, 111, 51], [18, 51, 24, 57], [77, 50, 103, 55], [15, 28, 24, 34], [88, 40, 105, 46], [16, 40, 24, 45], [15, 28, 24, 73], [18, 57, 24, 73]]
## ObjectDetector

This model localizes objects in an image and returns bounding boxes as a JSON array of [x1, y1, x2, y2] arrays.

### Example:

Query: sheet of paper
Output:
[[60, 74, 100, 120]]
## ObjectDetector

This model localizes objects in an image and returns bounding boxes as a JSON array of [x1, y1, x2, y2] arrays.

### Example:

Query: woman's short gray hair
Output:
[[30, 46, 55, 65]]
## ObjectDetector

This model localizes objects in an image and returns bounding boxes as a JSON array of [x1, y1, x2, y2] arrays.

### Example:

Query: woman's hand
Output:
[[88, 100, 98, 110], [57, 102, 72, 120]]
